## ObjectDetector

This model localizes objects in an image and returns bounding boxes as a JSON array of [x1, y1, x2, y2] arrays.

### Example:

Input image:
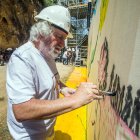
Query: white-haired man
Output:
[[6, 5, 103, 140]]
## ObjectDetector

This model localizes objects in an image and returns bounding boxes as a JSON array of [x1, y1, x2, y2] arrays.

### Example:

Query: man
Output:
[[62, 49, 68, 65], [6, 5, 103, 140]]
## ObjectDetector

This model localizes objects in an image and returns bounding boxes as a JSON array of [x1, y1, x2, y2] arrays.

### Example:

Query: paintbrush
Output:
[[99, 90, 117, 96]]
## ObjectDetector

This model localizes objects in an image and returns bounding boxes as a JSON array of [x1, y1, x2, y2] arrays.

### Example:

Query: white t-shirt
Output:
[[6, 41, 60, 140]]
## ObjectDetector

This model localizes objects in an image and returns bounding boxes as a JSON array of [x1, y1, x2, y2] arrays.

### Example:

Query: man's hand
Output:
[[60, 87, 76, 97], [71, 82, 103, 108], [13, 82, 103, 121]]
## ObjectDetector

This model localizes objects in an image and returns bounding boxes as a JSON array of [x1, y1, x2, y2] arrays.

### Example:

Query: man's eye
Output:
[[57, 35, 64, 40], [59, 36, 63, 40]]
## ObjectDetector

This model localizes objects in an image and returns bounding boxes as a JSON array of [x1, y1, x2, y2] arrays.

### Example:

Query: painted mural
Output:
[[87, 0, 140, 140]]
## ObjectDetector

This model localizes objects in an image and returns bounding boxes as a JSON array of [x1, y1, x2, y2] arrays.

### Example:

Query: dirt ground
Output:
[[0, 62, 74, 140]]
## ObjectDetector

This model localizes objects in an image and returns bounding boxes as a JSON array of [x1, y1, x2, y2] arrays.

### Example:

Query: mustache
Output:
[[38, 41, 62, 59], [49, 46, 61, 55], [54, 46, 61, 53]]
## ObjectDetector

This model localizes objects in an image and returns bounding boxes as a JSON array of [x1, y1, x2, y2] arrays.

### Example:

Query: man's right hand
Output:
[[71, 82, 103, 108]]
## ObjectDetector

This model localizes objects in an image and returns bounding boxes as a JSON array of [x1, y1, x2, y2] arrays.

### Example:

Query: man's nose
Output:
[[58, 41, 65, 48]]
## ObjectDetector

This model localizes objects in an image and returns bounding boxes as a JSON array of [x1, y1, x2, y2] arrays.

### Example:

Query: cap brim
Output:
[[67, 32, 73, 38]]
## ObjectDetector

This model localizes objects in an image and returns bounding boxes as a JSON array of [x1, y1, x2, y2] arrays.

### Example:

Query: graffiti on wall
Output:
[[88, 0, 109, 77], [99, 0, 109, 31], [98, 37, 108, 91], [109, 65, 140, 137], [87, 0, 140, 138], [106, 63, 140, 137], [88, 37, 139, 140]]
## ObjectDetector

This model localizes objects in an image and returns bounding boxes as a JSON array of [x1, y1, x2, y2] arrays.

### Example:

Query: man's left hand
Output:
[[60, 87, 76, 97]]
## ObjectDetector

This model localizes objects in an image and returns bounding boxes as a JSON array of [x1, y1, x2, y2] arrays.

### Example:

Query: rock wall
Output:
[[87, 0, 140, 140], [0, 0, 43, 49]]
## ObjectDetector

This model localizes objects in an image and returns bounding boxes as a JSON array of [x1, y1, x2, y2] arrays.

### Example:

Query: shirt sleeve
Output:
[[6, 55, 36, 104]]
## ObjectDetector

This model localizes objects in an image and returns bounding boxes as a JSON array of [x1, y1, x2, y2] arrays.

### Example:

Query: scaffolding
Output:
[[57, 0, 92, 66], [57, 0, 88, 46]]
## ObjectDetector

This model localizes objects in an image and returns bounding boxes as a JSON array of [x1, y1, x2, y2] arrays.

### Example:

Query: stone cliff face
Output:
[[0, 0, 43, 49]]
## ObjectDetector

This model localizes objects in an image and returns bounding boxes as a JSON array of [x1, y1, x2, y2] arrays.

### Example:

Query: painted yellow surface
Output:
[[99, 0, 109, 31], [54, 67, 87, 140]]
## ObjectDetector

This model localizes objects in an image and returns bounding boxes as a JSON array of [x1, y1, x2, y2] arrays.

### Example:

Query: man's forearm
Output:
[[13, 82, 103, 122], [13, 96, 78, 122]]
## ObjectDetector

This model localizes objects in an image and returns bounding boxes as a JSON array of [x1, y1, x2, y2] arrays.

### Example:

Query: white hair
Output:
[[29, 21, 52, 41]]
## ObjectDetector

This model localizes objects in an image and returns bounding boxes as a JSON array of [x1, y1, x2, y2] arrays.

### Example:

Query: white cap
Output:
[[34, 5, 73, 38]]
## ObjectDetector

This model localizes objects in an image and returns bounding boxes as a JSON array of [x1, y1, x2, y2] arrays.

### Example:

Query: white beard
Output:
[[48, 47, 60, 59], [39, 41, 60, 59]]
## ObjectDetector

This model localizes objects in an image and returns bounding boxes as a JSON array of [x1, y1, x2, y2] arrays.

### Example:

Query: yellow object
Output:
[[47, 134, 55, 140], [54, 67, 87, 140]]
